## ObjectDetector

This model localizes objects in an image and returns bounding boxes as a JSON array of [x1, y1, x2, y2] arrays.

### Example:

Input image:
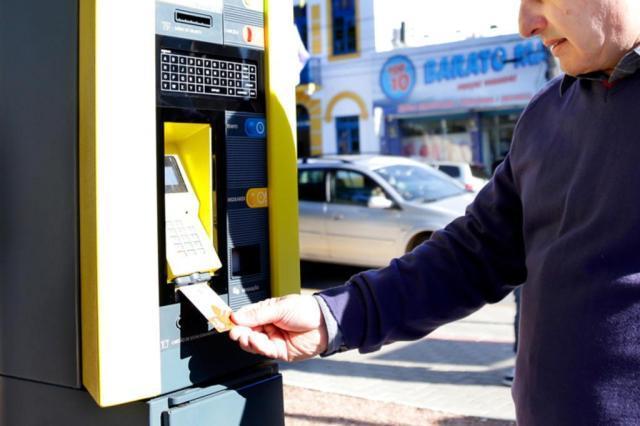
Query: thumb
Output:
[[231, 297, 286, 327]]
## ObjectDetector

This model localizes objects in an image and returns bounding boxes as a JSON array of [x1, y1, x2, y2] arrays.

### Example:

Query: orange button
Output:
[[246, 188, 268, 208]]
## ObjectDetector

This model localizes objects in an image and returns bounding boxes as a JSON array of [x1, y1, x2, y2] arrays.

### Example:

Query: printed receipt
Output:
[[178, 283, 234, 332]]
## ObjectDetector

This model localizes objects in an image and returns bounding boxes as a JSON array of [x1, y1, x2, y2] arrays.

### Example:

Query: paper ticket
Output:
[[177, 283, 234, 332]]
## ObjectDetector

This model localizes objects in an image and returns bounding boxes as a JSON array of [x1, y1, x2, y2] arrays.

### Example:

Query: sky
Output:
[[374, 0, 522, 51]]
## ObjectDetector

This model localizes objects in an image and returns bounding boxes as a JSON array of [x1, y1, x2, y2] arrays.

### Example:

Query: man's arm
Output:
[[317, 153, 527, 353]]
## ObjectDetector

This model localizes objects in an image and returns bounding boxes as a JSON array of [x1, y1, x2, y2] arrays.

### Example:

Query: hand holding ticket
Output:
[[177, 283, 234, 332]]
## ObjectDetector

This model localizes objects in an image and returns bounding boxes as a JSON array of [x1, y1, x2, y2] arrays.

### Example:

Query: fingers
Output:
[[228, 325, 288, 361], [231, 297, 287, 328]]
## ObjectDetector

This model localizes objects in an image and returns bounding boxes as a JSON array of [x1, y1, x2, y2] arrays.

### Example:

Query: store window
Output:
[[294, 4, 308, 48], [336, 115, 360, 154], [332, 0, 357, 55], [398, 115, 474, 164]]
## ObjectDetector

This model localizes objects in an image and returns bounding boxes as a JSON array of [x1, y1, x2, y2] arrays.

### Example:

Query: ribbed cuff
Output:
[[313, 294, 345, 356]]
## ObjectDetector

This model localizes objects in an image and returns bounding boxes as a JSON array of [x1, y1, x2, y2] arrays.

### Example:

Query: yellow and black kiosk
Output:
[[0, 0, 299, 424]]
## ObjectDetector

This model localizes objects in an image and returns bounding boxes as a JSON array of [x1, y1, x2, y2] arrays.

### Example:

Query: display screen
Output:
[[164, 156, 188, 193]]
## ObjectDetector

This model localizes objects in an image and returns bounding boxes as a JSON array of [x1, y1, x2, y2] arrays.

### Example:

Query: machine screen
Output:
[[164, 156, 187, 193]]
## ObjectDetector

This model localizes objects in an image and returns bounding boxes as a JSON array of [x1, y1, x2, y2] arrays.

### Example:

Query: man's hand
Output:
[[229, 294, 328, 362]]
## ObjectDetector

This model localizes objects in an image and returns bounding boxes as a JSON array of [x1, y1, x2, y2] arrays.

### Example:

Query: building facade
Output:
[[295, 0, 553, 174]]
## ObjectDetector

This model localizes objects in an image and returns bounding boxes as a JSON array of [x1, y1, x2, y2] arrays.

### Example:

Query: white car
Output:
[[298, 155, 475, 268], [429, 161, 488, 193]]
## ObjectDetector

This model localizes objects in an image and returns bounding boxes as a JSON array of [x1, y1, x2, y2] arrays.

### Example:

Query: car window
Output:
[[438, 165, 461, 178], [374, 164, 465, 202], [331, 169, 387, 207], [298, 169, 326, 202]]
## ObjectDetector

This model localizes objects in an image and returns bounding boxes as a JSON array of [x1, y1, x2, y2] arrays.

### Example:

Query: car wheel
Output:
[[406, 232, 432, 253]]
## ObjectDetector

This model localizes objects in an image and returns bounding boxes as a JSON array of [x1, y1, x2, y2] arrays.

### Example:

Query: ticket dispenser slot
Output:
[[163, 123, 221, 284]]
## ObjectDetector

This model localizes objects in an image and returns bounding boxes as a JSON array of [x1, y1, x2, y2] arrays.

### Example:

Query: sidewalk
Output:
[[280, 262, 518, 424]]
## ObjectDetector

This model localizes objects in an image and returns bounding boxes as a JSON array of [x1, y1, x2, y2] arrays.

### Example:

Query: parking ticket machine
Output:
[[0, 1, 300, 425]]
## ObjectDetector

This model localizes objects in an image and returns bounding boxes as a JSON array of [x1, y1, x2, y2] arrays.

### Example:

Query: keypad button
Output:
[[220, 62, 226, 69], [229, 88, 235, 96], [205, 77, 212, 85], [235, 80, 242, 87], [188, 58, 195, 65], [188, 84, 195, 92], [250, 65, 256, 73], [171, 83, 179, 90], [171, 74, 179, 81], [235, 64, 242, 71], [205, 86, 227, 95], [212, 61, 219, 68], [196, 59, 203, 66], [196, 68, 203, 76], [236, 89, 249, 97], [162, 54, 170, 63], [171, 56, 178, 63], [162, 72, 170, 80], [179, 75, 186, 82], [221, 71, 227, 78], [171, 65, 178, 72], [250, 74, 256, 81], [234, 72, 240, 79], [179, 83, 187, 91], [196, 85, 204, 93], [179, 66, 186, 73], [162, 82, 170, 90], [213, 70, 219, 77], [204, 60, 211, 67], [204, 69, 211, 76], [196, 76, 203, 84], [188, 67, 195, 74], [188, 75, 195, 83], [242, 65, 250, 72], [244, 81, 256, 89], [179, 56, 186, 65], [250, 90, 257, 97], [212, 78, 219, 85], [221, 78, 227, 86]]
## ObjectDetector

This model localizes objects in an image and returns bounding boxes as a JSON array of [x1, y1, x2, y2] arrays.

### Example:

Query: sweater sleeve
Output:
[[317, 153, 526, 353]]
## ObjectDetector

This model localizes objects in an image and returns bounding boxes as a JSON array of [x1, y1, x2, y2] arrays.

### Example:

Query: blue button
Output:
[[244, 118, 266, 138]]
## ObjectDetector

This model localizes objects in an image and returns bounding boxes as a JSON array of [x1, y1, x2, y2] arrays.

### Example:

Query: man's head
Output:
[[519, 0, 640, 76]]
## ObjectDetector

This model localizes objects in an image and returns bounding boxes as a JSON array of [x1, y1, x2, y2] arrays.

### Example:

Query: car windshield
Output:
[[374, 164, 466, 202]]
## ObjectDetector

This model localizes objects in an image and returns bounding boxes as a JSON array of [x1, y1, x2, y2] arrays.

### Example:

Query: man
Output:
[[230, 1, 640, 424]]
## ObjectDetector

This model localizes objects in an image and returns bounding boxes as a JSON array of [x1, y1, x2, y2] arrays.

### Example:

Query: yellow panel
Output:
[[80, 0, 161, 407], [164, 123, 214, 239], [265, 0, 301, 297]]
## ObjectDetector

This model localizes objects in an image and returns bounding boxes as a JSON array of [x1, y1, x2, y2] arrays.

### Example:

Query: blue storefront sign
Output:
[[379, 55, 416, 101]]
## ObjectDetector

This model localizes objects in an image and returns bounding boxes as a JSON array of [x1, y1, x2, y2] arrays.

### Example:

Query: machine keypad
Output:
[[161, 50, 258, 99], [167, 220, 206, 257]]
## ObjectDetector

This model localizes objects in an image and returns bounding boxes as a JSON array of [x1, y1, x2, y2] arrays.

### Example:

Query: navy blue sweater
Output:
[[319, 70, 640, 425]]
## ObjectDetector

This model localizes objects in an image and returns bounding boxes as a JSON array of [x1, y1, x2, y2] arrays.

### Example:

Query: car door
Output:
[[298, 168, 330, 261], [325, 168, 404, 266]]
